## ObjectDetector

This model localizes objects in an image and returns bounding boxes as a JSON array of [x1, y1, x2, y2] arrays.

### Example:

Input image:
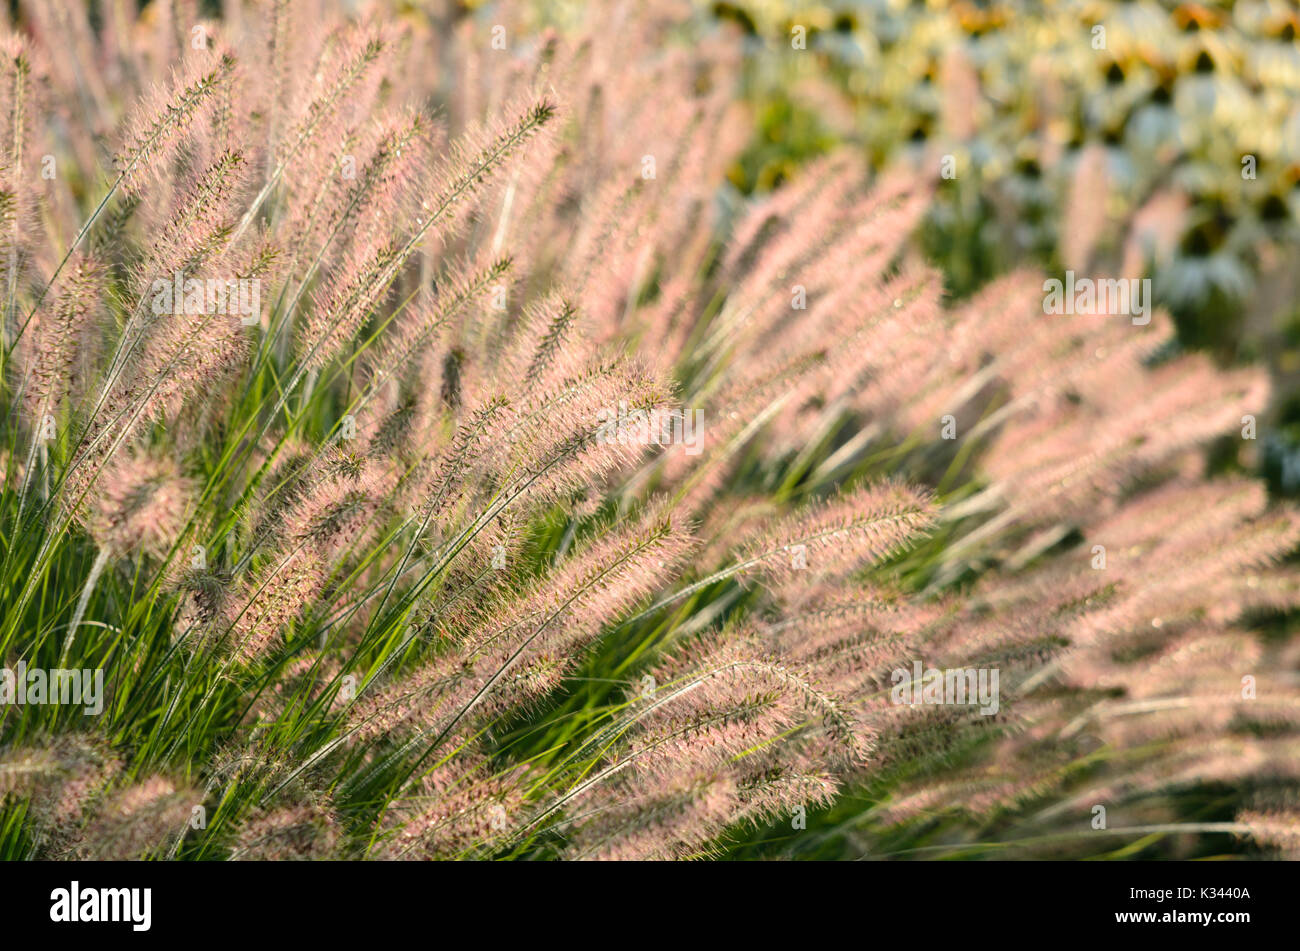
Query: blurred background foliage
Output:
[[707, 0, 1300, 492]]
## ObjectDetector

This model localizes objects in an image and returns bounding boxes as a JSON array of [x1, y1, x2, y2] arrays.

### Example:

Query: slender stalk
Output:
[[62, 546, 111, 664]]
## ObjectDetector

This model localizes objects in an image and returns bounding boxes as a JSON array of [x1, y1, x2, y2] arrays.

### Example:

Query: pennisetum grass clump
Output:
[[0, 0, 1297, 863]]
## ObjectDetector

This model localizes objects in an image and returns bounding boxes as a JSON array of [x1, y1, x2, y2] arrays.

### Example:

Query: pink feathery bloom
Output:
[[1060, 144, 1109, 273], [20, 255, 104, 423], [88, 451, 194, 560], [1236, 810, 1300, 858], [350, 508, 691, 744], [939, 47, 980, 142], [229, 803, 340, 861], [226, 455, 392, 664], [375, 755, 528, 860], [735, 481, 936, 584], [115, 49, 236, 194], [73, 775, 196, 861]]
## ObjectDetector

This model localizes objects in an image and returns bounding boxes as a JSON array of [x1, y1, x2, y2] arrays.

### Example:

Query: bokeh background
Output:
[[723, 0, 1300, 489], [743, 0, 1300, 491], [508, 0, 1300, 488]]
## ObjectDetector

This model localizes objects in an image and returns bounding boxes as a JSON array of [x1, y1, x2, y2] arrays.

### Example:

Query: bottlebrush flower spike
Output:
[[0, 34, 33, 312], [138, 148, 247, 281], [19, 254, 103, 422], [71, 775, 196, 860], [298, 237, 403, 371], [115, 51, 236, 194], [349, 508, 691, 745], [229, 803, 340, 861], [736, 481, 937, 584], [1236, 810, 1300, 858], [375, 755, 528, 860], [564, 772, 738, 861], [1, 736, 122, 856], [363, 254, 513, 390], [226, 453, 391, 664], [87, 451, 194, 560]]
